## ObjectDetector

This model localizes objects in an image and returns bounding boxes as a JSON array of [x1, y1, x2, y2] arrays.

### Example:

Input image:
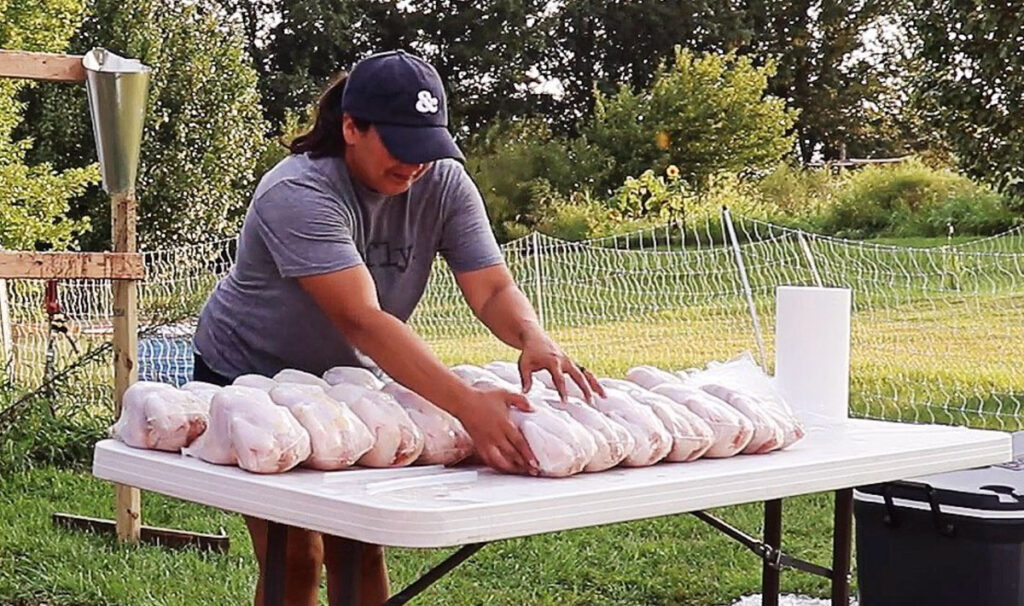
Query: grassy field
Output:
[[2, 232, 1022, 605]]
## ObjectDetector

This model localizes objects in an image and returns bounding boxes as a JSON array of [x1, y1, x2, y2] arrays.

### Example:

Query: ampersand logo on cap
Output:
[[415, 90, 439, 114]]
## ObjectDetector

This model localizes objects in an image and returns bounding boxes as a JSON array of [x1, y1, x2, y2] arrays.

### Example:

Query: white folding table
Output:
[[93, 417, 1011, 605]]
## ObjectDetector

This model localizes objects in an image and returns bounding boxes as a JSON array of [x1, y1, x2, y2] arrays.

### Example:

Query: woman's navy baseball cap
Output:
[[341, 50, 464, 164]]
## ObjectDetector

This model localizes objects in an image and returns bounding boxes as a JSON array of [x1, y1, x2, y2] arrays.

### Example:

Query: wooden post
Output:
[[112, 191, 140, 542], [0, 274, 12, 382]]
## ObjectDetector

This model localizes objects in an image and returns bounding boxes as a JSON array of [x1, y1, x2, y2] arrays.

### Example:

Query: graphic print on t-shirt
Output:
[[364, 241, 414, 272]]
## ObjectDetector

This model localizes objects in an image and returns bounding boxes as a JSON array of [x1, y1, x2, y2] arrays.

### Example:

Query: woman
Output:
[[192, 49, 602, 606]]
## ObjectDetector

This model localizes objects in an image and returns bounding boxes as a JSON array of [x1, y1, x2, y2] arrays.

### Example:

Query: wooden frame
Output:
[[0, 50, 86, 82], [0, 252, 144, 280], [3, 49, 143, 543]]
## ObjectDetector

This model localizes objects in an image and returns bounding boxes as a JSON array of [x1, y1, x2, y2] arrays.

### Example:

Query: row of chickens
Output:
[[110, 358, 804, 477]]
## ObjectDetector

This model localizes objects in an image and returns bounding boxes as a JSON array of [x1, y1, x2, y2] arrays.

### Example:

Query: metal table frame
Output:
[[262, 488, 855, 606]]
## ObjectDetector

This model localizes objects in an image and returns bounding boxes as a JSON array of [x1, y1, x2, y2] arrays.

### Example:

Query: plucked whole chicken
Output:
[[683, 352, 805, 449], [481, 361, 521, 385], [621, 388, 715, 462], [603, 378, 716, 462], [273, 369, 330, 391], [322, 366, 384, 390], [468, 377, 596, 477], [184, 385, 311, 473], [327, 384, 425, 467], [449, 364, 507, 387], [381, 383, 474, 465], [533, 369, 587, 399], [589, 388, 673, 466], [269, 383, 375, 470], [650, 383, 754, 458], [700, 383, 801, 450], [515, 396, 597, 477], [534, 392, 634, 472], [180, 381, 221, 405], [233, 374, 279, 392], [112, 381, 209, 452], [625, 365, 684, 390]]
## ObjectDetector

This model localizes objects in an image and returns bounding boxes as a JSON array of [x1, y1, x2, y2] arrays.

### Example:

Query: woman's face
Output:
[[342, 115, 432, 196]]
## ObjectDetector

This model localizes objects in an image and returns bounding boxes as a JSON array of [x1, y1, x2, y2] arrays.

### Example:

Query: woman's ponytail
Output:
[[287, 72, 350, 157]]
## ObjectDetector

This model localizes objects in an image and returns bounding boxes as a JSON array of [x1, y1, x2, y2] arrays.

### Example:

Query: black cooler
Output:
[[855, 432, 1024, 606]]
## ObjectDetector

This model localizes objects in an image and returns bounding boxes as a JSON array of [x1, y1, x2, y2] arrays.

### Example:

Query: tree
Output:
[[542, 0, 753, 133], [741, 0, 901, 162], [542, 1, 908, 158], [584, 48, 798, 193], [247, 0, 554, 135], [363, 0, 557, 134], [909, 0, 1024, 205], [21, 0, 270, 249], [0, 0, 98, 251], [252, 0, 361, 131]]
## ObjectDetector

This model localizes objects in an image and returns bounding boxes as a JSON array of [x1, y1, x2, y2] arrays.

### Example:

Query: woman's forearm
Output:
[[474, 281, 546, 349], [335, 309, 472, 416]]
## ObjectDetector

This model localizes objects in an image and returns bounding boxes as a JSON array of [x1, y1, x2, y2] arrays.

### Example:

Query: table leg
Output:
[[831, 488, 854, 605], [762, 499, 783, 606], [335, 538, 365, 606], [264, 521, 287, 606]]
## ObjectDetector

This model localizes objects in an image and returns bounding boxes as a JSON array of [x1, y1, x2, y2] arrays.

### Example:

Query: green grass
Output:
[[865, 236, 982, 248], [0, 467, 846, 606]]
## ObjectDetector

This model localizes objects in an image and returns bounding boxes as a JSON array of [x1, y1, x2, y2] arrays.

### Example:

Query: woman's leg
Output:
[[246, 516, 325, 606], [323, 535, 389, 606], [191, 357, 325, 604]]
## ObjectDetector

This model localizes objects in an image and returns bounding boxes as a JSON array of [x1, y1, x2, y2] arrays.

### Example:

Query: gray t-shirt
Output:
[[193, 153, 503, 379]]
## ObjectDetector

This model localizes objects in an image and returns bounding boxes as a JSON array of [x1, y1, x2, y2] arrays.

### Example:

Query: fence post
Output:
[[0, 273, 12, 382], [532, 231, 545, 329], [722, 207, 768, 369], [797, 231, 823, 287]]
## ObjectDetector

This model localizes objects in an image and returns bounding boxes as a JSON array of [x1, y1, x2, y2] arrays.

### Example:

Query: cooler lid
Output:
[[856, 431, 1024, 515]]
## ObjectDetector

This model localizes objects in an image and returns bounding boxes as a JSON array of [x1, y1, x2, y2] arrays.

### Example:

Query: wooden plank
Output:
[[0, 50, 85, 82], [111, 191, 141, 543], [0, 251, 144, 280], [52, 513, 230, 553]]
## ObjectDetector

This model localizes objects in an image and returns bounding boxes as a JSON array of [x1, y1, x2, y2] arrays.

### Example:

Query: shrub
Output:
[[755, 162, 842, 222], [584, 47, 798, 195], [815, 159, 1016, 238], [467, 119, 611, 241], [533, 167, 779, 243], [0, 393, 107, 474], [533, 189, 662, 242]]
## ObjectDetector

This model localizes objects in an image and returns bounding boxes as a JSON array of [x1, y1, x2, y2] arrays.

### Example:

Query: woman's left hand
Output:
[[517, 331, 605, 403]]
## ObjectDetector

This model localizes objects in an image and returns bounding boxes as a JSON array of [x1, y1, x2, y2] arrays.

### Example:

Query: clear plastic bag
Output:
[[381, 383, 473, 466], [183, 385, 311, 473], [684, 353, 805, 449], [269, 383, 375, 470], [111, 381, 209, 452]]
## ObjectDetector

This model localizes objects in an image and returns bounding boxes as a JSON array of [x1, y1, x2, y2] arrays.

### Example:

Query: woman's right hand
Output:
[[456, 386, 539, 476]]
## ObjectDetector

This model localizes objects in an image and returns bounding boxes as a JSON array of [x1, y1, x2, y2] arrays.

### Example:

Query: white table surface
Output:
[[93, 418, 1012, 548]]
